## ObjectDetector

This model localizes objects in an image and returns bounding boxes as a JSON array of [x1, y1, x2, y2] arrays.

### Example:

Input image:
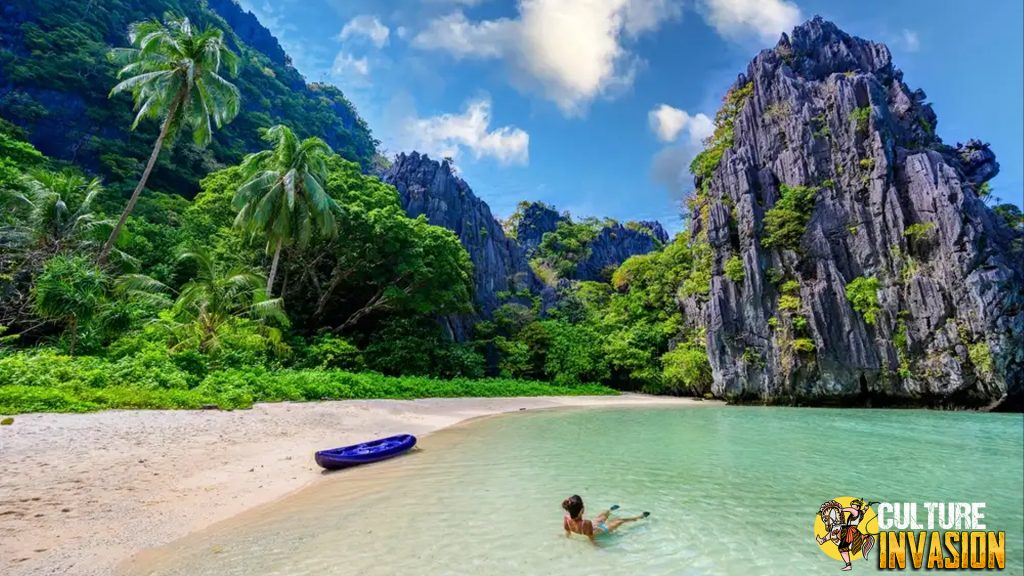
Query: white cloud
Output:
[[648, 105, 713, 197], [332, 52, 370, 77], [648, 104, 712, 143], [698, 0, 801, 43], [900, 29, 920, 52], [339, 15, 390, 48], [412, 0, 682, 115], [403, 98, 529, 165], [412, 11, 515, 58]]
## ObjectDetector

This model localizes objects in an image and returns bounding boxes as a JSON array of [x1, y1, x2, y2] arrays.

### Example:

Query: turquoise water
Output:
[[129, 406, 1023, 576]]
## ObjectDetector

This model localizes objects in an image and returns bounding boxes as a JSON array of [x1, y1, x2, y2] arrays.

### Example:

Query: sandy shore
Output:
[[0, 394, 702, 576]]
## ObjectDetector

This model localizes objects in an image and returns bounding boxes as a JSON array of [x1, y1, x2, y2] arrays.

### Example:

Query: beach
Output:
[[0, 394, 701, 576]]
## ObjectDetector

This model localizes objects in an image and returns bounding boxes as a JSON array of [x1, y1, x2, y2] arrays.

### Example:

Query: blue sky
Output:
[[238, 0, 1023, 232]]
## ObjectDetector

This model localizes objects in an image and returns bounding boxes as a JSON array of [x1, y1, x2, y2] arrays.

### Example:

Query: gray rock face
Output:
[[684, 16, 1023, 408], [513, 202, 562, 256], [382, 160, 671, 336], [383, 153, 540, 339], [577, 222, 668, 281], [511, 201, 669, 282]]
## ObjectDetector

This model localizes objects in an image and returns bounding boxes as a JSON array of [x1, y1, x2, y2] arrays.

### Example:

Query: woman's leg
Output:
[[605, 515, 646, 532], [594, 504, 619, 523]]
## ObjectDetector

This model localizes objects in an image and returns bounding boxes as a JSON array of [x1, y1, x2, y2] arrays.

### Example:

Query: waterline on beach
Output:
[[127, 406, 1024, 576]]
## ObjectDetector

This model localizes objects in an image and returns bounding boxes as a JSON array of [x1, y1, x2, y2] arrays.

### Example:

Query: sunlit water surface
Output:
[[128, 406, 1023, 576]]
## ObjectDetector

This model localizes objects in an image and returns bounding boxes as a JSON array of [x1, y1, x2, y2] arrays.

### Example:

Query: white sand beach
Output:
[[0, 395, 703, 576]]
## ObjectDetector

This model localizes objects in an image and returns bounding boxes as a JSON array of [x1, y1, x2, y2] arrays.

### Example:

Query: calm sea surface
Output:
[[127, 406, 1024, 575]]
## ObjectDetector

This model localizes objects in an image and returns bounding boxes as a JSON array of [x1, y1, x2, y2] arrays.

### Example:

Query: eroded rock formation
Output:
[[683, 17, 1023, 408]]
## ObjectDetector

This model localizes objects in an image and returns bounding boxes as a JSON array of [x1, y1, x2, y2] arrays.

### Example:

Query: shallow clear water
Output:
[[130, 406, 1024, 576]]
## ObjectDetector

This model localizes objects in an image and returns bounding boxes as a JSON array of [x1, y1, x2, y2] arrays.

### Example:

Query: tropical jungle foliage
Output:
[[0, 5, 738, 415], [0, 0, 378, 204]]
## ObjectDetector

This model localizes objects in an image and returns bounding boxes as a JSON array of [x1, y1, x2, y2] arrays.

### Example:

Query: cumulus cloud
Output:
[[648, 104, 712, 143], [412, 11, 515, 58], [698, 0, 801, 43], [648, 105, 713, 198], [403, 98, 529, 166], [339, 15, 390, 48], [412, 0, 682, 115], [332, 52, 370, 77]]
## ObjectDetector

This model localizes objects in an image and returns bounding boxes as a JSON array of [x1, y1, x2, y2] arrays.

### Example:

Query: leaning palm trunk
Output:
[[266, 238, 283, 295], [98, 95, 182, 266]]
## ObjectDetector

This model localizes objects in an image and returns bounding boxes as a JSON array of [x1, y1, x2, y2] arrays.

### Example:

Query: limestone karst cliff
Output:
[[681, 17, 1023, 408]]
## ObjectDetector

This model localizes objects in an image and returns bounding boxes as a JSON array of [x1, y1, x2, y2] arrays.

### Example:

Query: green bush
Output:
[[762, 184, 818, 250], [903, 222, 936, 243], [845, 276, 881, 325], [542, 320, 609, 386], [689, 82, 754, 187], [32, 255, 107, 354], [0, 350, 617, 415], [661, 346, 713, 395], [993, 204, 1024, 230], [301, 334, 365, 371], [791, 338, 816, 354], [851, 106, 871, 133], [968, 342, 993, 376], [724, 255, 745, 283]]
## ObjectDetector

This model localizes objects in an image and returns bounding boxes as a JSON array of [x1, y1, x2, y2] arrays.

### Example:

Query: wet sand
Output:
[[0, 395, 703, 576]]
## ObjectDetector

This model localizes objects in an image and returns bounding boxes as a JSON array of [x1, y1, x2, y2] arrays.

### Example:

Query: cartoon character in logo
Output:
[[815, 497, 878, 571]]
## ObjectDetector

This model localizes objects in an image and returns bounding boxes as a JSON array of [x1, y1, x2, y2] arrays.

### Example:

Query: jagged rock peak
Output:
[[766, 16, 896, 83], [382, 152, 540, 339], [682, 17, 1023, 408]]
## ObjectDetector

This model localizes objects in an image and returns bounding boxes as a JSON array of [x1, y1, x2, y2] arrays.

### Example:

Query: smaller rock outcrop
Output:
[[509, 201, 669, 282], [510, 202, 562, 256], [576, 222, 668, 281]]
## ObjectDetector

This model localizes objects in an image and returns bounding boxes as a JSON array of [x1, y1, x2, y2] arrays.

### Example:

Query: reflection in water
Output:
[[126, 406, 1024, 576]]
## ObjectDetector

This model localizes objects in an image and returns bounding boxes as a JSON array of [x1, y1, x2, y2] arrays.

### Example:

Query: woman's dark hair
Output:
[[562, 495, 584, 519]]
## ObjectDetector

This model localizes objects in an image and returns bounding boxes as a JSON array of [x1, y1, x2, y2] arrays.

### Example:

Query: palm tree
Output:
[[23, 171, 107, 252], [233, 125, 339, 295], [99, 15, 241, 265], [175, 249, 287, 351], [32, 255, 106, 354], [0, 170, 110, 261]]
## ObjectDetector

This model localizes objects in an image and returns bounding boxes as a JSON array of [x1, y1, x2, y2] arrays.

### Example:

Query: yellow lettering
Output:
[[987, 531, 1005, 569], [908, 531, 927, 569], [943, 531, 960, 569], [886, 532, 906, 570], [926, 532, 944, 568], [878, 531, 887, 569], [970, 531, 986, 568]]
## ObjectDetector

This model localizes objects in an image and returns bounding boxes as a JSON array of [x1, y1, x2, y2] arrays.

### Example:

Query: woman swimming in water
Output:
[[562, 495, 649, 543]]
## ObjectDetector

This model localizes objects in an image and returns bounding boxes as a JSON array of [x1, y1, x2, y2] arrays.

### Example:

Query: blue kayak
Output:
[[314, 434, 417, 470]]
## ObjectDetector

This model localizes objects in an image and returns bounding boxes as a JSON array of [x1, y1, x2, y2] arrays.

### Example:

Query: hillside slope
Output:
[[0, 0, 376, 198]]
